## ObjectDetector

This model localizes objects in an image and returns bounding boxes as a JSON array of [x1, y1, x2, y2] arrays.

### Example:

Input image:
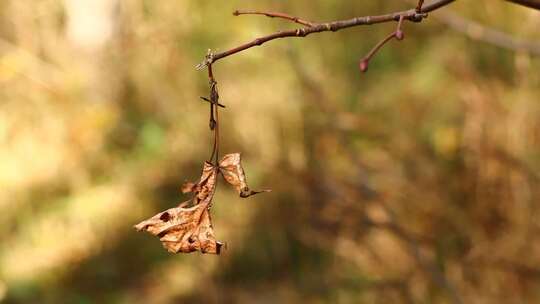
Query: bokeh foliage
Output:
[[0, 1, 539, 303]]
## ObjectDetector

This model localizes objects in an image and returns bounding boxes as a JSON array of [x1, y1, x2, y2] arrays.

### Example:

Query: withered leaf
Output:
[[218, 153, 271, 198], [134, 202, 223, 254], [136, 161, 222, 254], [181, 161, 218, 204], [137, 153, 268, 254]]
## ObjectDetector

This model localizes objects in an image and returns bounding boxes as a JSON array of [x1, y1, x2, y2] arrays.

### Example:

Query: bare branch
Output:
[[360, 16, 405, 72], [233, 10, 315, 27], [200, 0, 456, 66]]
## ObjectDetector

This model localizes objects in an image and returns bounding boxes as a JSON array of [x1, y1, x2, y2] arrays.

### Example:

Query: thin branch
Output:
[[206, 64, 220, 164], [197, 0, 456, 67], [359, 15, 405, 72], [213, 86, 220, 165], [416, 0, 425, 12], [233, 10, 315, 27]]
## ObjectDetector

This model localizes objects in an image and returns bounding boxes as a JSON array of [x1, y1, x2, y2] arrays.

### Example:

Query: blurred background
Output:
[[1, 1, 539, 303]]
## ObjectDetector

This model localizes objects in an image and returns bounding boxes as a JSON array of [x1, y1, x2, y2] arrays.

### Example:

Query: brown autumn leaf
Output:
[[134, 202, 223, 254], [218, 153, 271, 198], [181, 161, 218, 204], [136, 153, 268, 254], [135, 161, 222, 254]]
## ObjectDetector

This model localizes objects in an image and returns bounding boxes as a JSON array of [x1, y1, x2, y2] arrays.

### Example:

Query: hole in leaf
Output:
[[160, 212, 171, 222]]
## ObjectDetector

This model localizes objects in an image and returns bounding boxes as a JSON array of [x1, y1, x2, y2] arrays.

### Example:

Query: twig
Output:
[[206, 64, 220, 164], [197, 0, 456, 68], [233, 10, 315, 27], [359, 15, 405, 73], [416, 0, 425, 13]]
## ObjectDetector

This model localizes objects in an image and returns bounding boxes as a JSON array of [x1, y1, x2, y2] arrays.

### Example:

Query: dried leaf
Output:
[[218, 153, 271, 198], [134, 202, 223, 254], [137, 153, 268, 254], [180, 161, 218, 204], [137, 161, 222, 254]]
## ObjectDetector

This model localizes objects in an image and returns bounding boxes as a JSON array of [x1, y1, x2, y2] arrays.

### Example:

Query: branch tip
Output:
[[231, 9, 315, 27], [359, 60, 369, 73], [396, 30, 405, 40], [358, 15, 405, 75], [196, 50, 216, 70]]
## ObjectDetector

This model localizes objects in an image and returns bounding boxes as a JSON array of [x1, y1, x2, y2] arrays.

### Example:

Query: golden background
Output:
[[0, 1, 539, 303]]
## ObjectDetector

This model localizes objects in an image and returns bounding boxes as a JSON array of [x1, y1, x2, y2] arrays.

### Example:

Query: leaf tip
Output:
[[239, 188, 272, 198]]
